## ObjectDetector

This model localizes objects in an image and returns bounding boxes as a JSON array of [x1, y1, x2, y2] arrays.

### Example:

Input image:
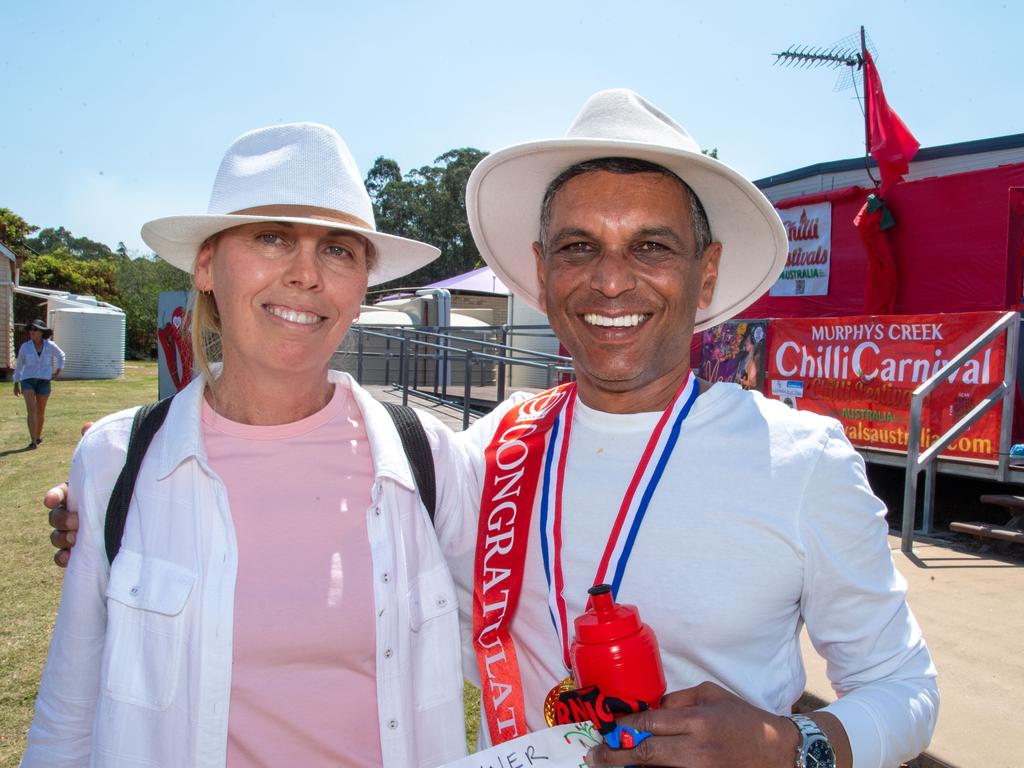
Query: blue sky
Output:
[[3, 0, 1020, 254]]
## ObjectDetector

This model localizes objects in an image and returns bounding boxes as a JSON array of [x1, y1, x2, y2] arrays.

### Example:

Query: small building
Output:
[[748, 132, 1024, 318], [1, 242, 20, 375], [693, 133, 1024, 488]]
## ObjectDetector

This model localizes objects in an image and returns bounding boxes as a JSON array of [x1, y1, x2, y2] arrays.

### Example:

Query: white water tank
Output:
[[49, 306, 126, 379], [507, 294, 563, 389]]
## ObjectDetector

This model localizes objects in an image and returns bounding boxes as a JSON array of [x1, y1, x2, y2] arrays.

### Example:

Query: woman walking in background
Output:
[[13, 318, 65, 449]]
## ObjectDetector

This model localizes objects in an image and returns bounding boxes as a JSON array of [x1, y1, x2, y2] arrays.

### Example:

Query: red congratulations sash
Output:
[[473, 384, 573, 745]]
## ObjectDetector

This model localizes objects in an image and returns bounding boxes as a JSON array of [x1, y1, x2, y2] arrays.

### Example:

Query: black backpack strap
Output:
[[104, 397, 174, 565], [381, 402, 437, 525]]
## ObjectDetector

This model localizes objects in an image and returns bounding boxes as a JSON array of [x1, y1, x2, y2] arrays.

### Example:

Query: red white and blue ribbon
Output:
[[539, 371, 700, 669]]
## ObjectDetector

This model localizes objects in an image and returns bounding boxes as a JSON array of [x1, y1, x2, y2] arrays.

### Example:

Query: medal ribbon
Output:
[[540, 371, 699, 669], [473, 383, 573, 745]]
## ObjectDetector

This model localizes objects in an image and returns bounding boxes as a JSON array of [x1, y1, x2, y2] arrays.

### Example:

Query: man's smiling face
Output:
[[533, 169, 720, 413]]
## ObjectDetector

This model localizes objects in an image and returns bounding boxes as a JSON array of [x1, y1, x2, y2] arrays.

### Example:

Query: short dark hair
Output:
[[537, 157, 713, 255]]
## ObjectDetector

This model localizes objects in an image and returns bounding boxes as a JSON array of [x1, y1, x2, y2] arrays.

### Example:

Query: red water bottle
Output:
[[570, 584, 666, 708]]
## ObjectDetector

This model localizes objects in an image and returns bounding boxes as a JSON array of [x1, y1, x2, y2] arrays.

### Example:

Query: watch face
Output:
[[807, 738, 836, 768]]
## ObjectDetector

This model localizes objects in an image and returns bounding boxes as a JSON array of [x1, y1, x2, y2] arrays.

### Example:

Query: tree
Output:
[[427, 148, 488, 282], [19, 251, 120, 301], [0, 207, 39, 260], [25, 226, 121, 262], [366, 156, 430, 246], [15, 250, 120, 331], [6, 207, 192, 357], [365, 148, 489, 291], [115, 256, 191, 356]]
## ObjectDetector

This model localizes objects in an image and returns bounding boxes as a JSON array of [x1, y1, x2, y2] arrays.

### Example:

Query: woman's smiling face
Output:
[[193, 221, 371, 384]]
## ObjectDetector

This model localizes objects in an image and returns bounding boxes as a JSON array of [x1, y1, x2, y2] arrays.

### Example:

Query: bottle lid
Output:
[[574, 584, 643, 643]]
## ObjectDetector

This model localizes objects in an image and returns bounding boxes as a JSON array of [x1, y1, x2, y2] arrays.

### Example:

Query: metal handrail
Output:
[[357, 329, 567, 369], [900, 311, 1020, 552], [350, 324, 574, 427], [362, 325, 569, 362]]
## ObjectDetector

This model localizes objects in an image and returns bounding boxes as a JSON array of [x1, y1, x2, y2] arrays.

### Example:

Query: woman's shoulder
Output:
[[76, 407, 143, 459]]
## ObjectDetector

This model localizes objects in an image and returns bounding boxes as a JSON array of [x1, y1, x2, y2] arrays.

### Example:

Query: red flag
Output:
[[855, 195, 898, 314], [863, 51, 919, 194]]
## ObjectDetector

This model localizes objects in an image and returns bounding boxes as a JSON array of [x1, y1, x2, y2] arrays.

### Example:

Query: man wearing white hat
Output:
[[452, 89, 938, 768]]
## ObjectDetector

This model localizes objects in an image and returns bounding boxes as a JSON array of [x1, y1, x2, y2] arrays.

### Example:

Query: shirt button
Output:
[[387, 719, 398, 730], [374, 505, 381, 516], [381, 572, 390, 584], [384, 648, 393, 659], [130, 586, 139, 596], [436, 597, 448, 608]]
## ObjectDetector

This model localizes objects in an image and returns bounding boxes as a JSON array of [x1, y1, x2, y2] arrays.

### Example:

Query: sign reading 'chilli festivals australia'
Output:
[[769, 202, 831, 297], [766, 312, 1006, 460]]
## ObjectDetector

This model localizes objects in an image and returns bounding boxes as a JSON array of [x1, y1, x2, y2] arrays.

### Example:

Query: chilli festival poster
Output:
[[766, 312, 1006, 460], [769, 202, 831, 297]]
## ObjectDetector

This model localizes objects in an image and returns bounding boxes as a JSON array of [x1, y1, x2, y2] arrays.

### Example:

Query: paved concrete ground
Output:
[[362, 384, 500, 431], [802, 536, 1023, 768], [370, 385, 1023, 767]]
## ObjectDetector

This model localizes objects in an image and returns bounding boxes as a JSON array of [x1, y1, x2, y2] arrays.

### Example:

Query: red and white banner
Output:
[[770, 202, 831, 297], [766, 312, 1006, 460], [474, 384, 573, 744]]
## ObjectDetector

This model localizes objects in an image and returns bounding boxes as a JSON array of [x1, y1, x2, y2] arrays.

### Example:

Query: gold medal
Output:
[[543, 676, 577, 726]]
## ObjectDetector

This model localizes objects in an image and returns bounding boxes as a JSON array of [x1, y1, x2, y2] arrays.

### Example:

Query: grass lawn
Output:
[[0, 362, 480, 765], [1, 363, 160, 766]]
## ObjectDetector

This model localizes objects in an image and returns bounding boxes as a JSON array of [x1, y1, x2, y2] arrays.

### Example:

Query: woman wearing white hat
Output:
[[13, 318, 66, 449], [22, 123, 469, 767]]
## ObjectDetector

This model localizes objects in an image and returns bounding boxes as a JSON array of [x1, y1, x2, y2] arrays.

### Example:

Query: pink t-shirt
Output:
[[201, 385, 382, 767]]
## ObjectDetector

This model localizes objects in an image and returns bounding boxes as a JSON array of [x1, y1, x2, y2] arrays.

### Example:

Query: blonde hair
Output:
[[189, 235, 223, 387]]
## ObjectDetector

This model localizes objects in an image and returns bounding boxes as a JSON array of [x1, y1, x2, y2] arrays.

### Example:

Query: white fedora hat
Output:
[[466, 89, 788, 332], [142, 122, 439, 286]]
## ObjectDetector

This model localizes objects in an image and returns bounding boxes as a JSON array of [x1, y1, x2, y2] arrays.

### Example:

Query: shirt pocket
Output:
[[103, 548, 196, 710], [409, 563, 461, 710]]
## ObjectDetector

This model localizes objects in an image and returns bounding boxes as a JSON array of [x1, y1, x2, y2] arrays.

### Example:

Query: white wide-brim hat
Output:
[[142, 122, 439, 286], [466, 89, 787, 332]]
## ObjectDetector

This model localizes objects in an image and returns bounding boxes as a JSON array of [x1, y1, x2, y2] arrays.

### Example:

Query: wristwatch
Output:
[[787, 714, 836, 768]]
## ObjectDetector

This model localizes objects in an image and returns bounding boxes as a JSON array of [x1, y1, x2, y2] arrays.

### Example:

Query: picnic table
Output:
[[949, 494, 1024, 545]]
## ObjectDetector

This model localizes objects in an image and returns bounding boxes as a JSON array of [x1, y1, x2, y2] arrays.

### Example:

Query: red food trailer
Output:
[[697, 133, 1024, 538]]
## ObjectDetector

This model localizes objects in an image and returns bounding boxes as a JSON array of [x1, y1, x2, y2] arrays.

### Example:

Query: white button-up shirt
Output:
[[22, 372, 469, 768], [14, 339, 65, 381]]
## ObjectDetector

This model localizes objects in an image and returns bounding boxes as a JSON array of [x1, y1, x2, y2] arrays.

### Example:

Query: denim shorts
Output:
[[20, 378, 52, 395]]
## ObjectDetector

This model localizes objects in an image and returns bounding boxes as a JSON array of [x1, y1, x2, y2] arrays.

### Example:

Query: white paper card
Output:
[[442, 722, 603, 768]]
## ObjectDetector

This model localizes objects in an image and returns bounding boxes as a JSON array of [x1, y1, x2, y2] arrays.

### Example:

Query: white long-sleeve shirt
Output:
[[22, 372, 469, 768], [14, 339, 65, 381], [446, 382, 939, 768]]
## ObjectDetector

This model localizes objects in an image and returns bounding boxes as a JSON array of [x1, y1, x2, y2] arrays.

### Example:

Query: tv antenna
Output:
[[774, 26, 879, 185]]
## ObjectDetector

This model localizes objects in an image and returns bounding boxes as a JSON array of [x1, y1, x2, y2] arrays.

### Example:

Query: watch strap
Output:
[[787, 714, 834, 768]]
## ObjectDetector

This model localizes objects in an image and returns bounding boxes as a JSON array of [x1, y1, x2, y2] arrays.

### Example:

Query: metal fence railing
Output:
[[900, 311, 1021, 552], [344, 324, 575, 428]]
